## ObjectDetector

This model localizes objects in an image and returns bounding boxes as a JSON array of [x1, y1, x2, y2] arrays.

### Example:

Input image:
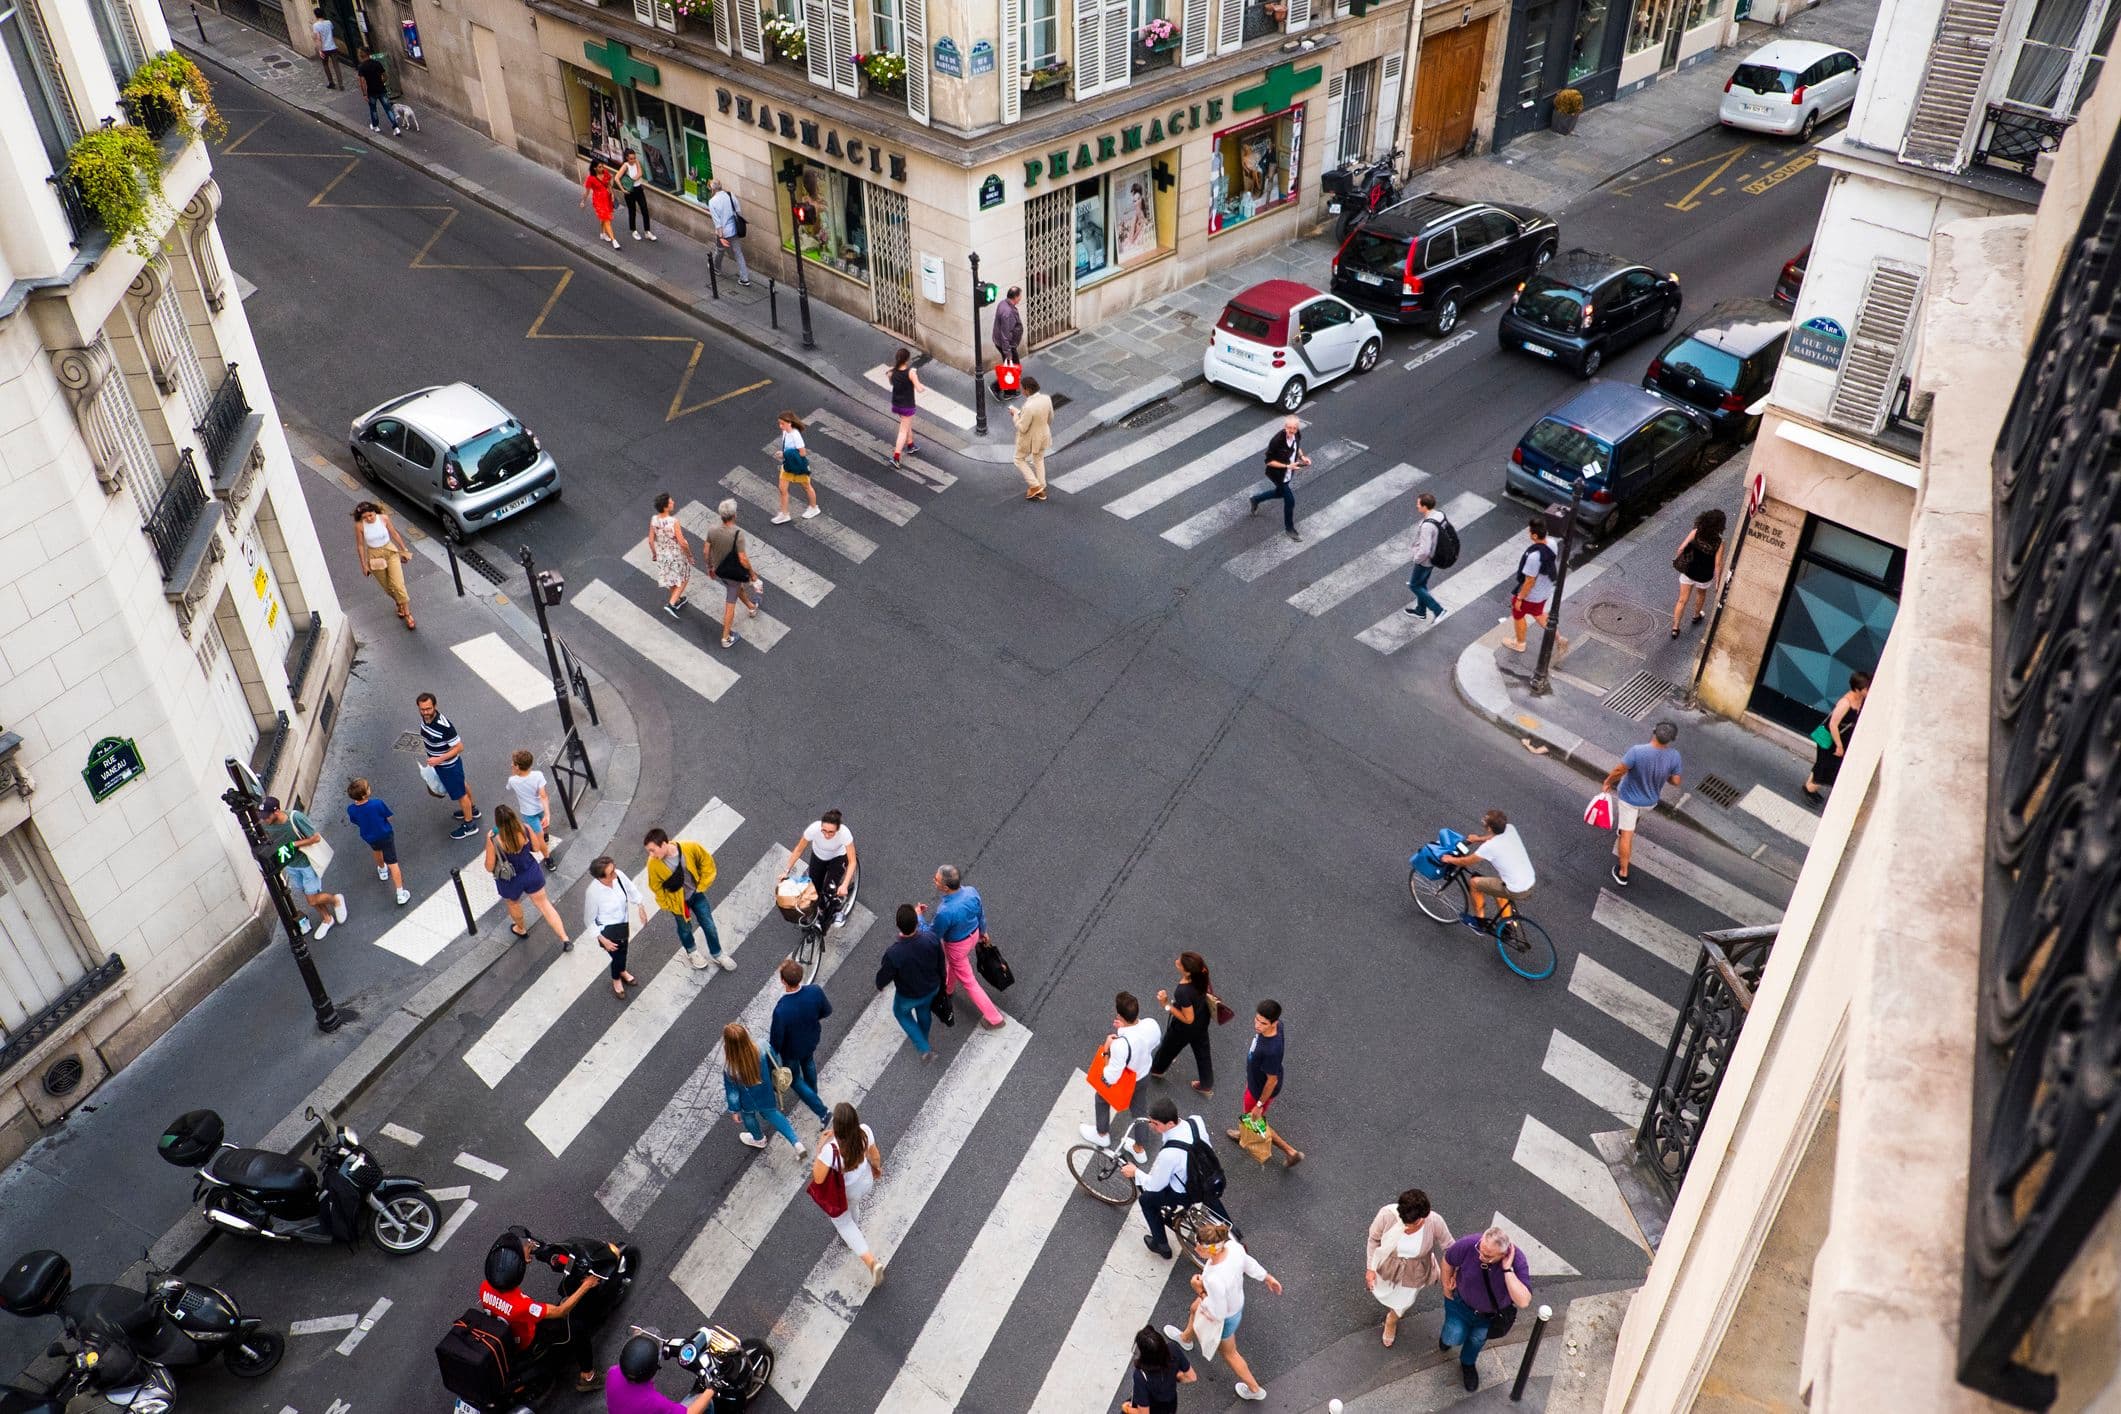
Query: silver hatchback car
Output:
[[349, 383, 560, 540]]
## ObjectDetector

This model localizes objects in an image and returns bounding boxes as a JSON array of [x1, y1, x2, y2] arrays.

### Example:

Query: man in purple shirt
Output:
[[608, 1334, 714, 1414], [1439, 1225, 1533, 1392]]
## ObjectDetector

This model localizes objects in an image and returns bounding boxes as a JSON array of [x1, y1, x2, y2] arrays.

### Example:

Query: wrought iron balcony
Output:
[[196, 364, 250, 476], [45, 173, 98, 247], [1634, 927, 1777, 1201], [1972, 102, 2073, 179], [144, 448, 211, 580]]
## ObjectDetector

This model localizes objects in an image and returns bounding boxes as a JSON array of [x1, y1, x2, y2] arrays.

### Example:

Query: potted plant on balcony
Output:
[[121, 51, 225, 143], [1137, 18, 1179, 68], [672, 0, 714, 36], [1025, 59, 1069, 91], [762, 14, 806, 64], [852, 50, 907, 98], [65, 124, 164, 255], [1551, 87, 1584, 135]]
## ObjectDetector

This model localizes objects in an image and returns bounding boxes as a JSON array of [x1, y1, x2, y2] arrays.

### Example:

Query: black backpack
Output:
[[1430, 516, 1462, 569], [1171, 1120, 1226, 1201], [435, 1307, 513, 1404]]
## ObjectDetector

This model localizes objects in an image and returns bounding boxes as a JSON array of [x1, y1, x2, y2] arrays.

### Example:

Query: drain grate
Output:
[[42, 1057, 84, 1098], [1603, 669, 1683, 720], [1117, 397, 1178, 430], [395, 730, 424, 753], [1696, 773, 1741, 808], [455, 546, 509, 585]]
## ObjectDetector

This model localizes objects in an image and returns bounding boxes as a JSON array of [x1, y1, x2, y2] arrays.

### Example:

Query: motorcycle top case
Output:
[[436, 1307, 515, 1404], [157, 1109, 225, 1167], [0, 1251, 70, 1317]]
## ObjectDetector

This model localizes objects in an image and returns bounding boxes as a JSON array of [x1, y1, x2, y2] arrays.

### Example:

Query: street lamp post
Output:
[[777, 158, 816, 350], [1529, 480, 1585, 697], [969, 251, 989, 437], [222, 759, 350, 1033], [518, 546, 598, 795]]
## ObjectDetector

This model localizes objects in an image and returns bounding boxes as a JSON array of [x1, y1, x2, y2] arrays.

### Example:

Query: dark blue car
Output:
[[1505, 382, 1712, 538]]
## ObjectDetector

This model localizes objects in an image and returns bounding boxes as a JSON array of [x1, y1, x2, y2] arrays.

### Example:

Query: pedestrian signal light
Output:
[[790, 199, 818, 225], [258, 841, 299, 869], [976, 281, 1000, 307]]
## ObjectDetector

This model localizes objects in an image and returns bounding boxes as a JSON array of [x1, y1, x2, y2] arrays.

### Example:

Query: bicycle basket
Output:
[[1410, 828, 1466, 880], [775, 878, 817, 921]]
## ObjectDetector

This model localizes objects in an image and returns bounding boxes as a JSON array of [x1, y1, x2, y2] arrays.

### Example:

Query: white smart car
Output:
[[1202, 279, 1383, 412], [1719, 40, 1862, 142]]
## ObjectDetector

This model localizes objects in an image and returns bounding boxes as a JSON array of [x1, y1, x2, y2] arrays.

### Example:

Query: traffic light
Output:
[[256, 839, 300, 870], [976, 280, 1000, 307], [790, 199, 818, 226]]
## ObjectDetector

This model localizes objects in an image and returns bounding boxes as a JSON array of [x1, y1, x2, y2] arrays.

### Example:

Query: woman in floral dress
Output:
[[647, 493, 693, 617]]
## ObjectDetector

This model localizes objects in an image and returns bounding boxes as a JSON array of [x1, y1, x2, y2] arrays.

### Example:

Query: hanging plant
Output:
[[763, 15, 807, 61], [66, 125, 166, 255], [671, 0, 713, 13], [122, 50, 225, 144], [853, 51, 907, 86]]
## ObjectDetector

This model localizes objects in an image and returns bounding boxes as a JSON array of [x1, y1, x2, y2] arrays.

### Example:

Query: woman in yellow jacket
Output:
[[643, 826, 737, 971]]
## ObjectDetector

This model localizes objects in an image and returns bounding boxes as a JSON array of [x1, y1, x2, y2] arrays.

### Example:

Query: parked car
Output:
[[1202, 279, 1383, 411], [1505, 383, 1712, 537], [1497, 250, 1683, 378], [349, 383, 560, 541], [1719, 40, 1862, 141], [1329, 193, 1558, 335], [1773, 243, 1809, 305], [1644, 299, 1790, 441]]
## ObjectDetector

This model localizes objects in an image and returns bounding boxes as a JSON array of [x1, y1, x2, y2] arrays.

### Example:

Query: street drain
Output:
[[1696, 774, 1741, 808], [395, 731, 424, 753], [1118, 398, 1177, 430], [455, 545, 510, 585], [42, 1057, 84, 1098], [1604, 670, 1683, 720], [1583, 598, 1661, 643]]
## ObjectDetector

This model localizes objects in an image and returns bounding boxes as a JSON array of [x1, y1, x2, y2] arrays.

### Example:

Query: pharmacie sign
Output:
[[713, 86, 910, 182], [1021, 97, 1233, 189]]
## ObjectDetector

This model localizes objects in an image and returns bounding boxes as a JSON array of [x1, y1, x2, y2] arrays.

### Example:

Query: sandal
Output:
[[1383, 1313, 1399, 1348], [403, 614, 416, 630], [510, 925, 529, 938], [1693, 611, 1706, 624], [612, 981, 626, 998], [1670, 626, 1682, 639]]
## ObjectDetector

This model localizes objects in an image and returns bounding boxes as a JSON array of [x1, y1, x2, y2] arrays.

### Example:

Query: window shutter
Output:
[[1284, 0, 1310, 34], [633, 0, 655, 24], [1000, 0, 1022, 120], [631, 0, 676, 31], [1372, 52, 1403, 154], [22, 1, 79, 140], [1181, 0, 1209, 64], [1216, 0, 1243, 54], [1899, 0, 2007, 170], [1827, 261, 1926, 435], [830, 0, 858, 94], [904, 0, 931, 123], [713, 0, 733, 51], [113, 0, 147, 69], [1321, 71, 1345, 167], [1074, 0, 1104, 95], [804, 0, 833, 82], [1101, 0, 1130, 91], [737, 1, 766, 60]]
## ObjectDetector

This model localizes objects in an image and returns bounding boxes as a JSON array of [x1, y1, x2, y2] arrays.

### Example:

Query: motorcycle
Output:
[[437, 1231, 640, 1414], [636, 1323, 775, 1413], [0, 1344, 179, 1414], [1321, 148, 1404, 242], [157, 1106, 441, 1255]]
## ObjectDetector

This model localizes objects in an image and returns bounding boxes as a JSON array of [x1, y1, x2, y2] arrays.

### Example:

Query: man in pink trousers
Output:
[[917, 864, 1006, 1029]]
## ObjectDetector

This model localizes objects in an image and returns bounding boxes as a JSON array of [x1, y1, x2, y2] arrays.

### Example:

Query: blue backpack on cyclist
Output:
[[1410, 829, 1467, 881]]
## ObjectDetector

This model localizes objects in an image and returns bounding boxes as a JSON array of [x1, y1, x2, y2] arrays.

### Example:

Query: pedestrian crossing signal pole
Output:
[[517, 546, 597, 797], [779, 159, 817, 350], [222, 759, 350, 1034], [1529, 479, 1585, 697], [970, 252, 992, 437]]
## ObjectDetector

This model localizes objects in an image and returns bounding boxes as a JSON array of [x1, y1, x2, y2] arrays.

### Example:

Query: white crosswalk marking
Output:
[[1491, 1211, 1582, 1278], [1357, 548, 1606, 653], [1223, 462, 1424, 581], [1052, 399, 1247, 494], [570, 579, 743, 701], [864, 363, 979, 430], [430, 1196, 479, 1252], [462, 800, 741, 1087], [770, 1020, 1032, 1408], [1287, 490, 1495, 616], [1027, 1208, 1175, 1412], [1102, 420, 1284, 519], [453, 1152, 508, 1181], [880, 1078, 1088, 1412], [1160, 439, 1367, 548], [448, 632, 555, 712], [1569, 953, 1679, 1045], [1542, 1029, 1652, 1123], [791, 449, 921, 526], [1591, 889, 1698, 971], [722, 467, 879, 562], [1736, 784, 1819, 847], [373, 860, 499, 964], [1403, 326, 1479, 370], [1626, 835, 1781, 925], [523, 851, 784, 1156], [804, 411, 956, 489], [622, 506, 792, 651], [669, 993, 905, 1318], [378, 1123, 423, 1147], [597, 905, 876, 1229], [1513, 1115, 1644, 1248]]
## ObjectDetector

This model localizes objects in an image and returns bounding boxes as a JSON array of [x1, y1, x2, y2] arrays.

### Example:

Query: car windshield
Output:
[[1524, 419, 1611, 470], [1660, 337, 1745, 386], [1339, 231, 1408, 277], [1515, 278, 1587, 333], [1219, 304, 1278, 340], [452, 422, 539, 487], [1731, 63, 1798, 94]]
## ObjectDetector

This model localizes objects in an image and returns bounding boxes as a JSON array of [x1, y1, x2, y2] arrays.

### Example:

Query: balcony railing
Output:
[[1634, 926, 1777, 1201], [46, 173, 98, 247], [144, 448, 211, 580], [197, 365, 250, 476], [1972, 102, 2073, 179], [0, 956, 126, 1077], [286, 610, 324, 707]]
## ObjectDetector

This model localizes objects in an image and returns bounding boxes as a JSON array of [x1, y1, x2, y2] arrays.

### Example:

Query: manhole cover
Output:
[[1583, 599, 1661, 643], [42, 1057, 84, 1098], [1119, 398, 1177, 430], [1696, 773, 1741, 808], [1604, 670, 1683, 720], [395, 731, 423, 753]]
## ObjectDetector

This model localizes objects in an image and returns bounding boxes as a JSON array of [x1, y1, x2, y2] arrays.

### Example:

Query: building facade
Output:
[[1492, 0, 1739, 147], [0, 0, 349, 1165], [1694, 0, 2110, 741]]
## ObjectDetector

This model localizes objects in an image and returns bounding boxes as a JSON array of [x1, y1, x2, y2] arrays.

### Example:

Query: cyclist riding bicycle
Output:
[[780, 809, 857, 931], [1123, 1098, 1238, 1259], [1438, 809, 1536, 923]]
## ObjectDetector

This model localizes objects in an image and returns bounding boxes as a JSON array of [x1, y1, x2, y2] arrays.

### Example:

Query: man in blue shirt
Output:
[[876, 904, 946, 1059], [918, 865, 1006, 1029], [1601, 720, 1682, 886], [768, 959, 833, 1126]]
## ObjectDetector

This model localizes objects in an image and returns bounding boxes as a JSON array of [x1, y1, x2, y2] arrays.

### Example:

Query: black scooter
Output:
[[158, 1106, 441, 1255], [636, 1323, 775, 1413], [0, 1344, 179, 1414], [1322, 148, 1404, 243], [438, 1232, 640, 1414]]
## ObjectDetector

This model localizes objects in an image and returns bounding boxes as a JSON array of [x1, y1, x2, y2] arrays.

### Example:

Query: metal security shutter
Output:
[[1827, 261, 1925, 435], [1074, 0, 1104, 95], [1899, 0, 2007, 170], [1373, 52, 1403, 154], [1216, 0, 1242, 55], [1100, 0, 1129, 91], [1181, 0, 1209, 64], [713, 0, 733, 50], [736, 1, 766, 61], [1284, 0, 1309, 34], [805, 0, 833, 83], [1321, 71, 1345, 166], [1000, 0, 1022, 120], [903, 0, 930, 122]]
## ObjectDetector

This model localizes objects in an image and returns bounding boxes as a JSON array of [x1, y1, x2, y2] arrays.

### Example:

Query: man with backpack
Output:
[[1508, 518, 1559, 653], [1403, 491, 1456, 619], [1124, 1098, 1236, 1259]]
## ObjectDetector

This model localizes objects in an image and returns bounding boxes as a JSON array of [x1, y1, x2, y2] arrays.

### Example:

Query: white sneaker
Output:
[[1127, 1142, 1151, 1164], [1234, 1382, 1266, 1401], [771, 513, 792, 525], [395, 888, 411, 905], [792, 1143, 809, 1161], [377, 865, 390, 881], [801, 505, 822, 519], [687, 949, 709, 970], [1078, 1124, 1112, 1148], [314, 919, 335, 941], [737, 1132, 768, 1149], [333, 897, 349, 924], [1163, 1324, 1194, 1351], [632, 231, 642, 241], [715, 953, 737, 972], [644, 231, 658, 241], [392, 127, 402, 137]]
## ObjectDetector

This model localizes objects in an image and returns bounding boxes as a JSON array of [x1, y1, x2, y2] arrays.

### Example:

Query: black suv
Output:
[[1330, 195, 1558, 336], [1497, 250, 1684, 378], [1644, 299, 1790, 442]]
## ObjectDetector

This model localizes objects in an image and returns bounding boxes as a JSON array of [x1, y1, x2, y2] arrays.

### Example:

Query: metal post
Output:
[[1528, 480, 1584, 697], [223, 761, 351, 1033], [706, 247, 720, 300], [553, 744, 581, 829], [1510, 1304, 1554, 1401], [445, 541, 465, 597], [781, 169, 815, 349], [518, 546, 597, 793], [449, 867, 477, 935], [192, 2, 209, 45], [969, 251, 989, 437], [768, 278, 779, 330]]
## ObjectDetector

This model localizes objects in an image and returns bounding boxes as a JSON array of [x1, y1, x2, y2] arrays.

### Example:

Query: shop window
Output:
[[1570, 0, 1614, 80], [1022, 0, 1060, 67], [1071, 158, 1178, 284], [564, 66, 716, 203], [1626, 0, 1677, 55], [1208, 107, 1303, 233], [1682, 0, 1722, 29], [631, 92, 683, 190], [777, 150, 871, 283], [1749, 518, 1903, 733]]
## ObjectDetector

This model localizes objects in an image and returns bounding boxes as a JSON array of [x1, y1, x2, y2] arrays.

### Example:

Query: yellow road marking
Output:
[[1743, 152, 1816, 195], [1612, 143, 1756, 210]]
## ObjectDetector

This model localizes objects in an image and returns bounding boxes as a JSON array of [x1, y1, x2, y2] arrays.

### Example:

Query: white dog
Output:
[[390, 100, 420, 133]]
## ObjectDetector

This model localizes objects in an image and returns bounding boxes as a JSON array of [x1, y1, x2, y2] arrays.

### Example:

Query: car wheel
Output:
[[436, 508, 466, 545], [1800, 110, 1818, 141], [1355, 339, 1381, 374], [1277, 377, 1308, 412], [1533, 243, 1556, 269], [1578, 346, 1603, 379], [1430, 295, 1461, 336], [1659, 299, 1679, 332], [351, 449, 377, 482]]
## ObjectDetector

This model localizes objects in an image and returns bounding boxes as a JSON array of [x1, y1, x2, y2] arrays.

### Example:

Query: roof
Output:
[[392, 382, 513, 445], [1738, 39, 1855, 69], [1359, 194, 1478, 237], [1677, 299, 1793, 356], [1533, 249, 1643, 291], [1226, 280, 1323, 318], [1538, 382, 1677, 437]]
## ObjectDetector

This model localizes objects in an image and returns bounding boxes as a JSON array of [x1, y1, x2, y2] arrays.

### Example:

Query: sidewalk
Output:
[[1449, 442, 1816, 882], [167, 0, 1876, 451]]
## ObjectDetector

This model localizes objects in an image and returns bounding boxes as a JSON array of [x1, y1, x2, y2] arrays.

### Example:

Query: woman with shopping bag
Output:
[[1803, 670, 1870, 805], [808, 1102, 887, 1286], [1365, 1188, 1454, 1347], [721, 1022, 806, 1160]]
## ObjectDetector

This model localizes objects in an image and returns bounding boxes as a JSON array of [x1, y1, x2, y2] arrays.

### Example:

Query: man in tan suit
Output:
[[1010, 375, 1054, 501]]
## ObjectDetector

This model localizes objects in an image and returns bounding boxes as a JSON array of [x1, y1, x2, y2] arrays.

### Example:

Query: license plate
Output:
[[1327, 200, 1342, 213], [1356, 272, 1387, 287], [456, 1402, 481, 1414], [496, 491, 539, 517], [1523, 342, 1555, 359], [1744, 102, 1770, 114]]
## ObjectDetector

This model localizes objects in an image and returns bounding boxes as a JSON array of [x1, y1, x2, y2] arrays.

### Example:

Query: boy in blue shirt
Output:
[[346, 778, 411, 905]]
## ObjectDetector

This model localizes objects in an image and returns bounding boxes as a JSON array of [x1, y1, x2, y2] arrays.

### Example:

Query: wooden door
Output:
[[1407, 19, 1490, 171]]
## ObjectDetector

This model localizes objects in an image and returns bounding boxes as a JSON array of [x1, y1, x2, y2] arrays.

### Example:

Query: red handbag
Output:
[[806, 1155, 848, 1217]]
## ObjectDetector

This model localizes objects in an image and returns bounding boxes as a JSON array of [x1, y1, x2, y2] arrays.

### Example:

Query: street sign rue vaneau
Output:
[[83, 736, 145, 803]]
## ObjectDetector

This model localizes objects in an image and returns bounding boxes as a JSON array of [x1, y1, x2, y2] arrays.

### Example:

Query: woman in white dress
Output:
[[812, 1102, 887, 1285], [1365, 1188, 1453, 1347], [646, 493, 692, 617]]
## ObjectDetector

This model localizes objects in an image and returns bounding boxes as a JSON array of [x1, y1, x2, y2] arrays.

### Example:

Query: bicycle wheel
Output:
[[788, 921, 822, 986], [1410, 867, 1467, 924], [1495, 914, 1558, 981], [1066, 1144, 1135, 1206]]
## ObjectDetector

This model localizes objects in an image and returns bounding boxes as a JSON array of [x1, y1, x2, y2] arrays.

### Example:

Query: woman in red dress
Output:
[[580, 162, 619, 249]]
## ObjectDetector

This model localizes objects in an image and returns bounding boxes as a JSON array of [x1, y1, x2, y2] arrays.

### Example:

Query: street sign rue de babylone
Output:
[[83, 736, 145, 803]]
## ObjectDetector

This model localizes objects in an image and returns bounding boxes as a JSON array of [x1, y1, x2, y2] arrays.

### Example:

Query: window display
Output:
[[632, 92, 681, 190], [1069, 158, 1177, 284], [1208, 108, 1302, 233], [566, 67, 717, 206], [778, 150, 871, 284]]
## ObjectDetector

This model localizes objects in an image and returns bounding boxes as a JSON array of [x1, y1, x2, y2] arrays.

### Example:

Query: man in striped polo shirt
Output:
[[417, 692, 481, 840]]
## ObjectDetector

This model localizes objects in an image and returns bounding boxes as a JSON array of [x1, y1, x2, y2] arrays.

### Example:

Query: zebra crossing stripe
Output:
[[722, 467, 879, 563], [1736, 784, 1819, 847], [622, 508, 792, 651], [1591, 889, 1698, 971], [1286, 490, 1495, 616], [1222, 462, 1424, 582], [462, 799, 741, 1087], [1625, 836, 1781, 926], [372, 862, 499, 965], [448, 632, 556, 713], [523, 851, 785, 1157], [787, 449, 921, 526], [769, 1020, 1032, 1408], [665, 501, 838, 608], [1490, 1211, 1581, 1278], [804, 411, 956, 490], [668, 993, 906, 1319], [1052, 399, 1247, 494], [1160, 439, 1367, 548], [1356, 549, 1606, 654], [569, 579, 743, 701], [597, 903, 875, 1229], [863, 364, 980, 430], [879, 1077, 1089, 1411], [1026, 1205, 1175, 1412], [1102, 420, 1283, 519], [1512, 1115, 1645, 1249], [1568, 954, 1679, 1046], [1542, 1028, 1652, 1124]]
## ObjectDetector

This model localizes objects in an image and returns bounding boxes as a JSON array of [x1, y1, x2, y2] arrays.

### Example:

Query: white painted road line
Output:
[[1357, 550, 1606, 654], [1160, 439, 1367, 548], [453, 1152, 509, 1182], [570, 579, 743, 701], [289, 1314, 360, 1337], [1592, 889, 1699, 971], [1027, 1204, 1174, 1413], [669, 993, 905, 1318], [370, 849, 501, 965], [1569, 953, 1679, 1046], [448, 632, 555, 713], [1492, 1211, 1581, 1278], [1513, 1115, 1645, 1249], [1052, 398, 1248, 494], [430, 1196, 479, 1253], [864, 363, 979, 430], [1627, 835, 1782, 925], [1737, 783, 1820, 847], [525, 850, 783, 1157], [1403, 326, 1479, 370], [722, 466, 878, 562], [1287, 490, 1495, 616], [769, 1019, 1032, 1408], [805, 410, 957, 489], [1102, 420, 1283, 518], [880, 1076, 1088, 1412], [621, 507, 792, 651], [798, 450, 922, 526], [334, 1297, 391, 1356], [378, 1123, 423, 1148], [427, 1184, 471, 1203], [463, 799, 740, 1088], [1543, 1028, 1652, 1124], [1223, 462, 1424, 582], [667, 500, 837, 608]]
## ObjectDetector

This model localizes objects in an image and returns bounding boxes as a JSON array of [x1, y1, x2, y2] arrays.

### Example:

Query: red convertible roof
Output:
[[1225, 280, 1321, 318]]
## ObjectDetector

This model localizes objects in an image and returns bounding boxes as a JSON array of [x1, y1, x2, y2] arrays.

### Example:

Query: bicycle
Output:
[[1408, 836, 1557, 982], [1063, 1117, 1219, 1265], [777, 869, 855, 987]]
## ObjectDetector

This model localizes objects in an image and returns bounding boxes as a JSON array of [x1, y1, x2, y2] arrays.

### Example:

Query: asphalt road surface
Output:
[[162, 101, 1819, 1414]]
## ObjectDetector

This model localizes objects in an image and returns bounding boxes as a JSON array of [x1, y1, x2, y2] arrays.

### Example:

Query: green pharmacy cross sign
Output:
[[1233, 58, 1323, 115], [584, 37, 660, 89], [83, 736, 145, 803]]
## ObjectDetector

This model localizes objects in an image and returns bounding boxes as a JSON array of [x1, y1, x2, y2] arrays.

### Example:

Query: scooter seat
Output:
[[209, 1147, 317, 1195]]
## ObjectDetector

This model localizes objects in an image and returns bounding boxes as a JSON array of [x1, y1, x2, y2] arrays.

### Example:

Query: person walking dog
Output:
[[352, 502, 414, 629], [1010, 376, 1053, 501], [355, 48, 398, 135], [1248, 415, 1308, 540]]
